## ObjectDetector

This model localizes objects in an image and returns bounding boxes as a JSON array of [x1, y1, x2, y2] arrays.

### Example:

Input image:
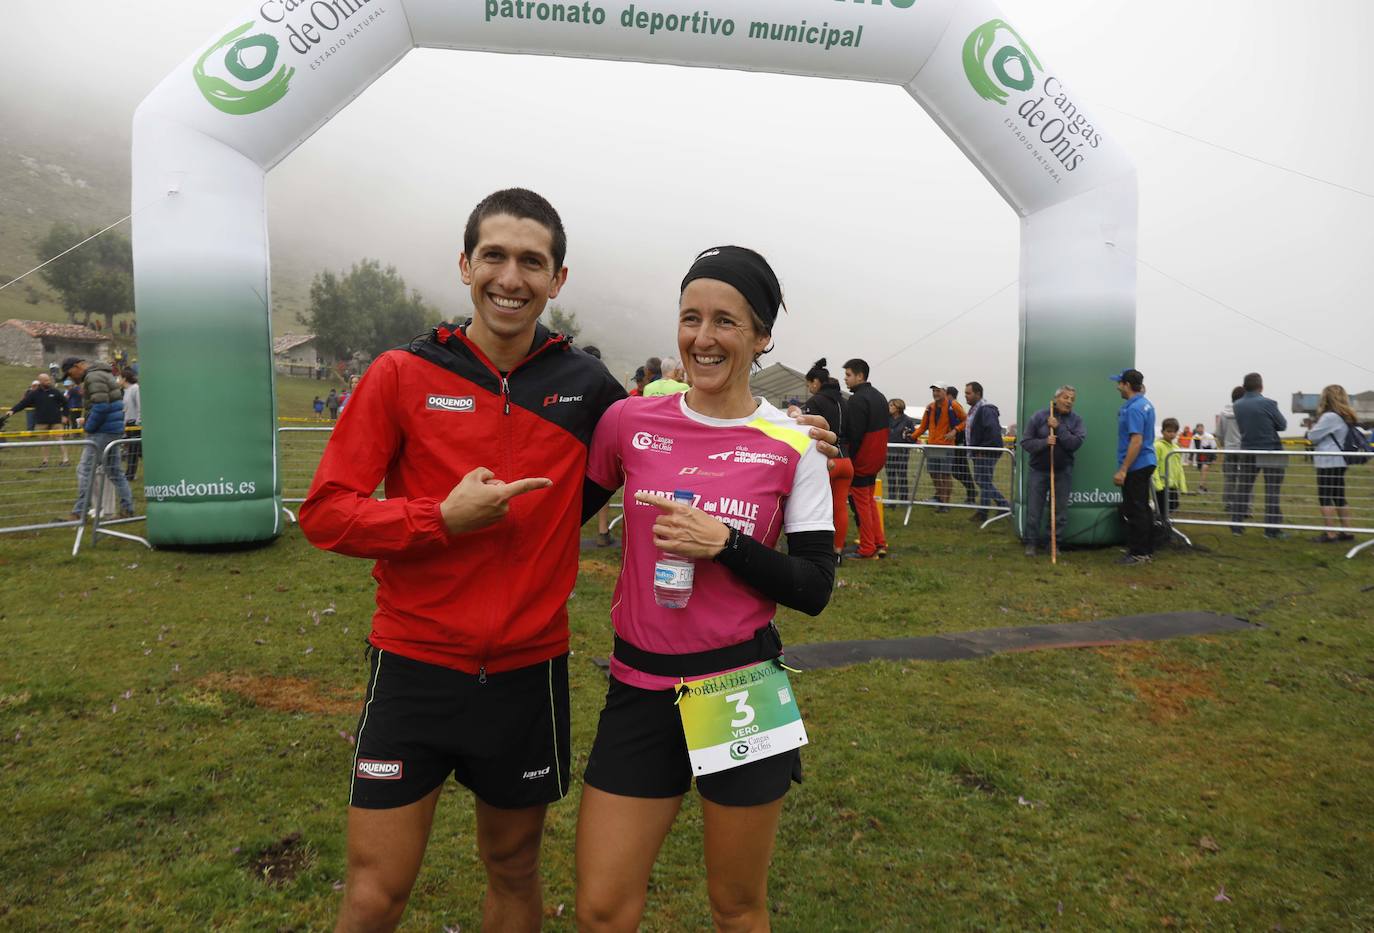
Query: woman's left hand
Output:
[[793, 413, 840, 459], [634, 492, 732, 559]]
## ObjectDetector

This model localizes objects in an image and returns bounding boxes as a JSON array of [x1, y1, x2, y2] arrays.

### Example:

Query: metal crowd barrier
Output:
[[86, 437, 151, 553], [278, 426, 335, 523], [1161, 448, 1374, 560], [880, 443, 1016, 529], [0, 438, 100, 553]]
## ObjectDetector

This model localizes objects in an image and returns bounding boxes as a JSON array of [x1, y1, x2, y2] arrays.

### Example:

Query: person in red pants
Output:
[[843, 358, 890, 559]]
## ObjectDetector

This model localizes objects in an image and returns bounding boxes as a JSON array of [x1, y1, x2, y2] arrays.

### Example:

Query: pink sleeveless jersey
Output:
[[587, 393, 832, 690]]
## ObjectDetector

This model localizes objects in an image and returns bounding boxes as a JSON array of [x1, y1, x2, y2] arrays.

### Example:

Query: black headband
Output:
[[679, 246, 782, 332]]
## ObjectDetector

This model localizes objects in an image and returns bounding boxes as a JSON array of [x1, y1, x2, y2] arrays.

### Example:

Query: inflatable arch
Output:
[[133, 0, 1136, 546]]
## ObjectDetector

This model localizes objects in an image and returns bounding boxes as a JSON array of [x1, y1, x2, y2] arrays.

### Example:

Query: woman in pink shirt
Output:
[[576, 246, 836, 931]]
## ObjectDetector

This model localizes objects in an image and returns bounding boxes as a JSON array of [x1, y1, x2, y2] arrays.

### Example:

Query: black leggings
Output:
[[1317, 467, 1347, 508]]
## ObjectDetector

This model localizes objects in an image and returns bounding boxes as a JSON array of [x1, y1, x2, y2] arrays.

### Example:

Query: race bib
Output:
[[678, 660, 807, 776]]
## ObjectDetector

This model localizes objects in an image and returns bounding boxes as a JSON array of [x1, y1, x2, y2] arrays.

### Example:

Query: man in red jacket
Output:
[[842, 358, 890, 559], [302, 189, 627, 932]]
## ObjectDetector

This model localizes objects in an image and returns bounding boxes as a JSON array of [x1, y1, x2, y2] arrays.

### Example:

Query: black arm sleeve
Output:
[[712, 529, 835, 617], [581, 478, 617, 525]]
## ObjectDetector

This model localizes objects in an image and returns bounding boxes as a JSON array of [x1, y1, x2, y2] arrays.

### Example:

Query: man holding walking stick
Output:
[[1019, 386, 1085, 558]]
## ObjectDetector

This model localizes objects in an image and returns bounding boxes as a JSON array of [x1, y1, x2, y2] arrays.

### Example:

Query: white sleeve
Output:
[[783, 442, 835, 534]]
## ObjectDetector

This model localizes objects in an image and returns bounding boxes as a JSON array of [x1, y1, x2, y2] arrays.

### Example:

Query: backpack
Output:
[[1341, 423, 1370, 465]]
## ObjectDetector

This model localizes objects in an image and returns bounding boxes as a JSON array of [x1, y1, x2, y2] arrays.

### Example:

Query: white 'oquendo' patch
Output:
[[356, 759, 403, 780]]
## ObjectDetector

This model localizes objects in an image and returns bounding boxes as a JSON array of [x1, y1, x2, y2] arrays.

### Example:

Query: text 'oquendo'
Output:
[[484, 0, 913, 50]]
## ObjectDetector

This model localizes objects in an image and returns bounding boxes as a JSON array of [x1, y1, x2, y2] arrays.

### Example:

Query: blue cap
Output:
[[1109, 368, 1143, 384]]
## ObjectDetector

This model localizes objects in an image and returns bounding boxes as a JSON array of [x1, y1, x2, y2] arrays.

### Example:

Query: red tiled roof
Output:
[[273, 333, 316, 354], [2, 319, 111, 342]]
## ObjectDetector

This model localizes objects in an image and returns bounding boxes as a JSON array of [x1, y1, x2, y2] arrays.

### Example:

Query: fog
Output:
[[3, 0, 1372, 430]]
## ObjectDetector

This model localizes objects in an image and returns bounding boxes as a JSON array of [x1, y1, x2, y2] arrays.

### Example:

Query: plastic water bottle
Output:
[[653, 490, 696, 609]]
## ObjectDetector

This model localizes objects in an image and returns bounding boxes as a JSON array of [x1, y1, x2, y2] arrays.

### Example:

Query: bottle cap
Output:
[[673, 490, 694, 503]]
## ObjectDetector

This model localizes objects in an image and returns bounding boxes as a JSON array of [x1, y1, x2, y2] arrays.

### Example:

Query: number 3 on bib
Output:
[[725, 691, 755, 728]]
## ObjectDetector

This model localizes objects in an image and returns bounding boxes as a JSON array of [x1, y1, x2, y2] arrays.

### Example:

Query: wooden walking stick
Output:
[[1049, 396, 1059, 565]]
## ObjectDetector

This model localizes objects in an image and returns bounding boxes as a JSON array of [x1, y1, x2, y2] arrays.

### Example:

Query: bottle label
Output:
[[654, 562, 694, 590]]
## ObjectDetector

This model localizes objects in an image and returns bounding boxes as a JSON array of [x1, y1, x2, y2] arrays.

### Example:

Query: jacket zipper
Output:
[[451, 328, 567, 681]]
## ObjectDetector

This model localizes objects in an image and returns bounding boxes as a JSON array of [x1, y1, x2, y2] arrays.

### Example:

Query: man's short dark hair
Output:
[[1242, 372, 1263, 392], [582, 345, 601, 360], [463, 188, 567, 269], [966, 381, 984, 396], [1231, 385, 1245, 402], [945, 386, 958, 398], [843, 358, 869, 379], [645, 357, 662, 379]]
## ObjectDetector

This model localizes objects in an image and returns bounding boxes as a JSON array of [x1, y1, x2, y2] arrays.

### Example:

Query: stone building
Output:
[[0, 319, 111, 369], [273, 334, 333, 378]]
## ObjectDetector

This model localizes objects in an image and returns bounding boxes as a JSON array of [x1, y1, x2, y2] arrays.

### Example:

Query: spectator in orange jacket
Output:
[[913, 383, 966, 512]]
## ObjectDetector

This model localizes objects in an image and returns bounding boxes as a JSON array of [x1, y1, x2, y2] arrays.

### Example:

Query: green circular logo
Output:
[[193, 22, 295, 116], [963, 19, 1042, 106], [729, 741, 751, 761]]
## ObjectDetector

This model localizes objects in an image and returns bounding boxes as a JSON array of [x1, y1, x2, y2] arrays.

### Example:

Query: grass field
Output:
[[1, 478, 1371, 929]]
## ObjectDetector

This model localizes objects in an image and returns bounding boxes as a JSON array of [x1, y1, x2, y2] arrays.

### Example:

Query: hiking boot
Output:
[[1117, 553, 1152, 565], [596, 532, 615, 547]]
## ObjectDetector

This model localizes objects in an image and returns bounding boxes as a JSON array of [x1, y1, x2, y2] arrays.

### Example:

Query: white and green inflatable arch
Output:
[[133, 0, 1136, 546]]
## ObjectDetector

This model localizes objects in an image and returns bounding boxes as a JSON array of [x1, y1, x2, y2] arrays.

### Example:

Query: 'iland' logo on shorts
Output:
[[356, 759, 403, 780], [427, 394, 475, 413], [522, 766, 551, 780]]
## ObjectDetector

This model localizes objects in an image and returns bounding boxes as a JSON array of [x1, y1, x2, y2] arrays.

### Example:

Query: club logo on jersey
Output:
[[543, 393, 584, 407], [427, 394, 475, 413], [632, 431, 674, 453], [710, 447, 789, 467], [356, 759, 403, 780]]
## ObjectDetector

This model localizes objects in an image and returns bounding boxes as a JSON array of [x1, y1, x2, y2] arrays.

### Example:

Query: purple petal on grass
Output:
[[144, 649, 152, 656], [1214, 886, 1231, 903], [332, 881, 345, 892], [232, 846, 241, 854], [304, 647, 314, 655], [122, 690, 133, 699], [1057, 901, 1064, 916], [442, 926, 461, 933]]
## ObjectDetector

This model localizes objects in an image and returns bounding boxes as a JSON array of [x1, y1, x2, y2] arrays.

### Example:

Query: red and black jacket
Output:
[[300, 322, 626, 675], [846, 382, 890, 485]]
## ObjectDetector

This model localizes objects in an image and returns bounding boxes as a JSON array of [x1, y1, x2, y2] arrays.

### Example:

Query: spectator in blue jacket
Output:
[[1112, 368, 1157, 563], [1019, 385, 1086, 556], [963, 381, 1009, 522], [63, 357, 134, 520], [1230, 371, 1288, 538]]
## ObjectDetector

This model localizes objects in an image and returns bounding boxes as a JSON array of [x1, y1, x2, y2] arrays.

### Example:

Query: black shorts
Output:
[[1317, 467, 1347, 508], [349, 648, 571, 810], [925, 448, 952, 475], [583, 676, 801, 808]]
